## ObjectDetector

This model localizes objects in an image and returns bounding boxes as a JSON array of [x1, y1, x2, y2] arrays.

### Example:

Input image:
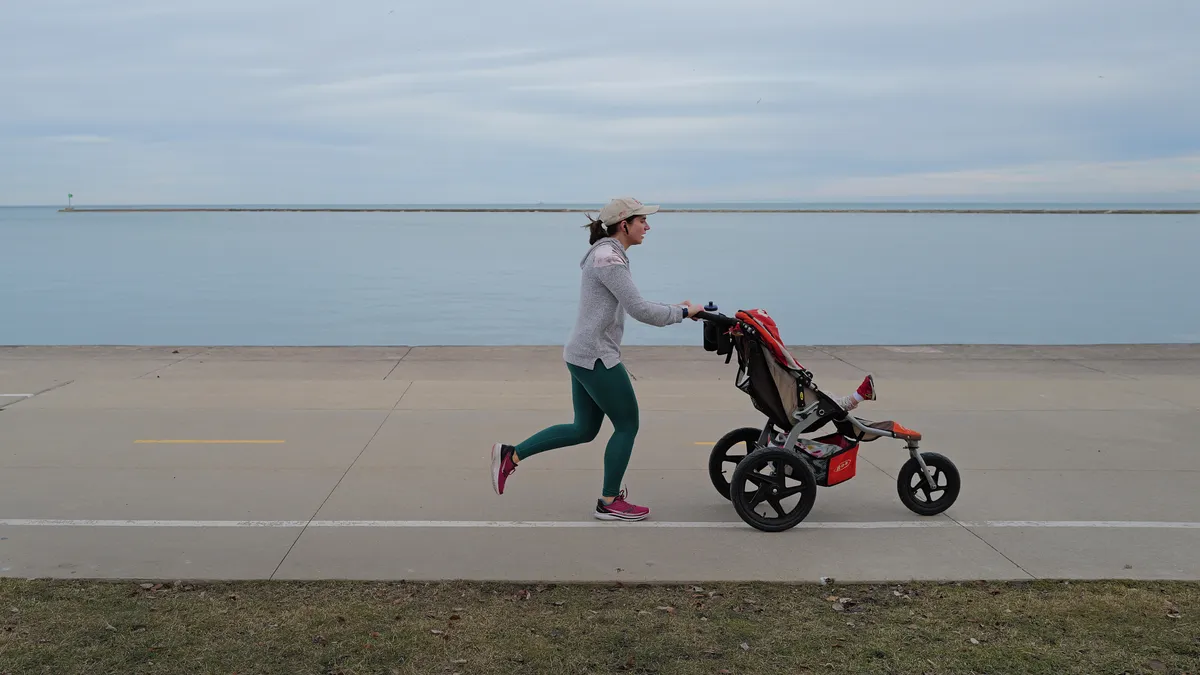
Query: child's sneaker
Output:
[[594, 489, 650, 521], [856, 374, 877, 401], [491, 443, 518, 495]]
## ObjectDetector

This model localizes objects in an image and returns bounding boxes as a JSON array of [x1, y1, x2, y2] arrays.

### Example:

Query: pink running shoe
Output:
[[856, 374, 877, 401], [491, 442, 518, 495], [594, 489, 650, 521]]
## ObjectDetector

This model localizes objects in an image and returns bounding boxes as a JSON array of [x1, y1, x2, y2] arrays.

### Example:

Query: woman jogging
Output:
[[490, 197, 704, 521], [489, 197, 879, 522]]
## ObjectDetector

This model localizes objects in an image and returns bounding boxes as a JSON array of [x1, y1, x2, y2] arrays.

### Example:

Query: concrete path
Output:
[[1, 344, 1198, 583]]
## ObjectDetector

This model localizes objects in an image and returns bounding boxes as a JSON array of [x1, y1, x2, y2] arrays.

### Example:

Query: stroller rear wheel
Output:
[[729, 447, 818, 532], [707, 427, 762, 500], [897, 452, 960, 516]]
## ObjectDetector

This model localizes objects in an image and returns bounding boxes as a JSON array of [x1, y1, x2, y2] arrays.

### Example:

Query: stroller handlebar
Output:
[[692, 310, 738, 326]]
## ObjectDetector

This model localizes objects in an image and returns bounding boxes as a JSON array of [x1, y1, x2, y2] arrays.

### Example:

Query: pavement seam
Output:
[[949, 516, 1038, 580], [268, 380, 415, 580], [856, 452, 1037, 580], [137, 349, 209, 379], [811, 347, 869, 374], [1059, 359, 1137, 380], [0, 380, 75, 411], [383, 347, 412, 380]]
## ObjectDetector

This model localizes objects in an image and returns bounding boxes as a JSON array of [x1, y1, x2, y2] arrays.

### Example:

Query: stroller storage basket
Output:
[[804, 439, 861, 487]]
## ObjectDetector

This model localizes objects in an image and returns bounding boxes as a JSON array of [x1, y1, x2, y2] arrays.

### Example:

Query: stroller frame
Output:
[[694, 303, 961, 532]]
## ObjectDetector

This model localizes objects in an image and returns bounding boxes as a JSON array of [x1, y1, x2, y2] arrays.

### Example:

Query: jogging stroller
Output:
[[694, 303, 961, 532]]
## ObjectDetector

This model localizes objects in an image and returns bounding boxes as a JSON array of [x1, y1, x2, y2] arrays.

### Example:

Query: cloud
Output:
[[1, 0, 1198, 204], [810, 155, 1200, 201], [44, 135, 113, 144]]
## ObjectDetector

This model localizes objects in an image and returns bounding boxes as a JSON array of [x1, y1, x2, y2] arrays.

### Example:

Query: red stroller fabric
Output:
[[735, 309, 804, 371]]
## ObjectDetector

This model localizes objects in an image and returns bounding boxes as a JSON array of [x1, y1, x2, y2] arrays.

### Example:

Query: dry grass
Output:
[[1, 579, 1197, 674]]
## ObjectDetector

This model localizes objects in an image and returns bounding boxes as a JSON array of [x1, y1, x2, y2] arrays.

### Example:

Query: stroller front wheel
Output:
[[729, 447, 818, 532], [897, 452, 960, 516]]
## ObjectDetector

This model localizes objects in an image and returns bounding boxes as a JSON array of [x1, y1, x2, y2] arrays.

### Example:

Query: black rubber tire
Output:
[[729, 447, 818, 532], [896, 452, 961, 516], [708, 427, 763, 500]]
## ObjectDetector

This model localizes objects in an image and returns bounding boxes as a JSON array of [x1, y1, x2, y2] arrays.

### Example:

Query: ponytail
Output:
[[583, 214, 622, 244]]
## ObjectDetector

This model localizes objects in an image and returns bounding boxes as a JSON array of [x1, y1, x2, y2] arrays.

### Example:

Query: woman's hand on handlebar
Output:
[[680, 300, 705, 320]]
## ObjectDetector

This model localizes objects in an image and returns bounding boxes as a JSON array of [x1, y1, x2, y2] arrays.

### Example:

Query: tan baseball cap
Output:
[[598, 197, 660, 226]]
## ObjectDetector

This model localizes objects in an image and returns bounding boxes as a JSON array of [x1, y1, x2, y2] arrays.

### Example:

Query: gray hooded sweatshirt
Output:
[[563, 237, 685, 370]]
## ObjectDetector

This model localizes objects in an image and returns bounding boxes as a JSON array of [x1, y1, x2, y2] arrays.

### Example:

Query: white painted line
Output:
[[0, 394, 33, 398], [958, 520, 1200, 529], [1, 519, 1199, 530], [0, 519, 309, 528]]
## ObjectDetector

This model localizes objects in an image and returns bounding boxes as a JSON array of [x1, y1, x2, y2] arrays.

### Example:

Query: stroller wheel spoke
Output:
[[766, 496, 787, 517], [745, 471, 775, 489], [777, 485, 807, 500], [747, 487, 770, 509]]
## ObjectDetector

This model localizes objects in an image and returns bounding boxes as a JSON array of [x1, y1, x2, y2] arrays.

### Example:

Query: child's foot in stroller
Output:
[[856, 374, 876, 402], [491, 442, 519, 495], [836, 374, 877, 411], [594, 490, 650, 521]]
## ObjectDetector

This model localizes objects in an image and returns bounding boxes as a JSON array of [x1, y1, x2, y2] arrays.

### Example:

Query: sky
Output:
[[2, 0, 1198, 205]]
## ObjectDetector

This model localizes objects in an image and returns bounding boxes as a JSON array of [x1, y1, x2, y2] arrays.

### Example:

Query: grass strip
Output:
[[1, 579, 1197, 674]]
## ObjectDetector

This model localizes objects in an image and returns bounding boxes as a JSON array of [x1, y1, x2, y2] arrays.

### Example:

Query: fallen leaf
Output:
[[312, 635, 327, 645], [692, 586, 704, 592], [553, 601, 565, 607], [657, 606, 676, 615], [139, 583, 154, 590], [826, 595, 840, 602], [370, 632, 381, 638], [970, 638, 980, 645], [430, 629, 445, 635], [740, 642, 750, 651], [1167, 610, 1182, 619]]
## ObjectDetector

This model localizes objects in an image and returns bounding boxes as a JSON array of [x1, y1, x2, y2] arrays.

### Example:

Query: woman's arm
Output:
[[592, 245, 684, 327]]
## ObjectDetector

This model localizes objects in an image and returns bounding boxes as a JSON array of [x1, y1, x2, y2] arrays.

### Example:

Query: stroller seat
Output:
[[734, 309, 805, 372]]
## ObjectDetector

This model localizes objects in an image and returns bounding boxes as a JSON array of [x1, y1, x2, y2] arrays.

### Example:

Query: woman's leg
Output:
[[492, 364, 606, 495], [513, 367, 605, 458], [569, 360, 640, 499]]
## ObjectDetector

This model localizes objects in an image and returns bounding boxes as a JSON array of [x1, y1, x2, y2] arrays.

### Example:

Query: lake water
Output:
[[1, 206, 1197, 346]]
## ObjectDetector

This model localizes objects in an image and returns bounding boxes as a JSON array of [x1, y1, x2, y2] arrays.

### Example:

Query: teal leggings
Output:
[[514, 359, 639, 498]]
